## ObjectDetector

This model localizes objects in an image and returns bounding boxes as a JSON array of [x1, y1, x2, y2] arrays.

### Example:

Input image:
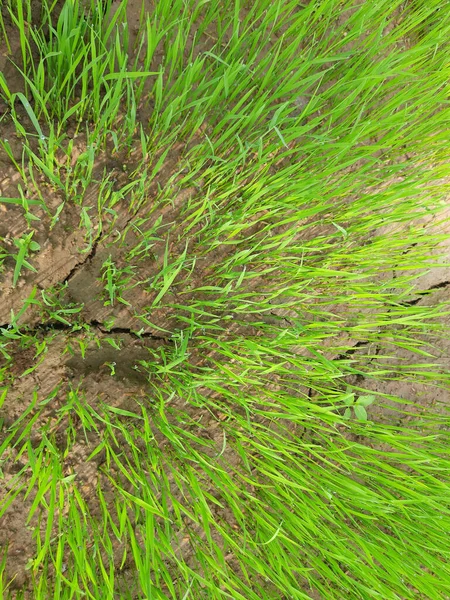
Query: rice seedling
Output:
[[5, 232, 41, 287], [0, 0, 450, 598], [100, 256, 135, 307]]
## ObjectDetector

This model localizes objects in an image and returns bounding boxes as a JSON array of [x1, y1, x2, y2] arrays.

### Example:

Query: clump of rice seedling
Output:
[[100, 255, 135, 307]]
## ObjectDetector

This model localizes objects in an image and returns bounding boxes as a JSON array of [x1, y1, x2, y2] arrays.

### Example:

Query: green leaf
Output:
[[343, 408, 352, 420], [0, 196, 41, 206], [105, 405, 143, 419], [29, 241, 41, 252], [332, 222, 348, 239], [343, 393, 355, 406], [61, 474, 77, 484], [103, 71, 159, 80], [13, 92, 46, 142], [353, 405, 368, 421], [357, 395, 375, 407]]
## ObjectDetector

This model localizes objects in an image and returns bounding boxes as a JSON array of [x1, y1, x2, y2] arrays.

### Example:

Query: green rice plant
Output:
[[100, 256, 135, 307], [0, 6, 11, 55], [3, 0, 135, 151], [0, 138, 28, 184], [145, 239, 192, 308], [5, 231, 41, 287], [124, 215, 164, 262], [4, 0, 32, 80], [40, 288, 84, 327], [0, 0, 450, 599]]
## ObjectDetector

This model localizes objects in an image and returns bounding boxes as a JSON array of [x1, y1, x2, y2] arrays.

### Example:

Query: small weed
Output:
[[342, 392, 376, 421]]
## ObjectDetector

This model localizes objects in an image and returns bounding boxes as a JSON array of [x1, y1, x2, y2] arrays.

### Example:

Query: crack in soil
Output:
[[403, 279, 450, 306], [63, 194, 147, 290], [0, 319, 171, 342], [335, 339, 374, 363], [1, 278, 447, 357], [334, 280, 450, 364], [90, 319, 171, 341], [63, 232, 102, 286]]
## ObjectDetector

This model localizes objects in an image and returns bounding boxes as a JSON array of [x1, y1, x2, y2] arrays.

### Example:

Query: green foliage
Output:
[[100, 255, 135, 306], [3, 232, 41, 287], [342, 392, 376, 421], [0, 0, 450, 599]]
